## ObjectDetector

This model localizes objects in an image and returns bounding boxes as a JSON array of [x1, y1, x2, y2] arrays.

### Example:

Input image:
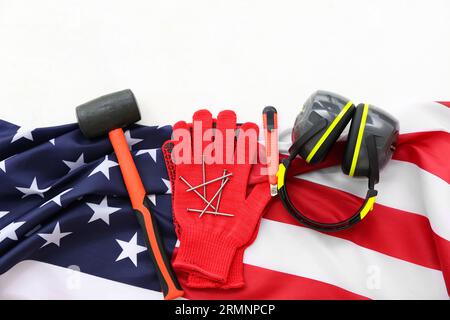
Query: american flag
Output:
[[0, 120, 175, 298], [0, 101, 449, 300]]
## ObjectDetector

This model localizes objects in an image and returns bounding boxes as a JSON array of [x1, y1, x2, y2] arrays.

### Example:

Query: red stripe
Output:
[[393, 131, 450, 183], [437, 101, 450, 108], [264, 179, 442, 271], [181, 264, 368, 300]]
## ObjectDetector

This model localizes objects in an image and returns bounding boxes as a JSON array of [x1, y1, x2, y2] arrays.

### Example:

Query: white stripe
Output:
[[387, 101, 450, 134], [0, 260, 165, 300], [245, 218, 448, 300], [296, 160, 450, 241]]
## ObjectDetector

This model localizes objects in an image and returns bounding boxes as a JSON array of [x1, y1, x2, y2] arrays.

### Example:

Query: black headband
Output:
[[276, 120, 379, 232]]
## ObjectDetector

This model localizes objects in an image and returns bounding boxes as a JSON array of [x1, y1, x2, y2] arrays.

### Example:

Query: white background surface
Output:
[[0, 0, 449, 130]]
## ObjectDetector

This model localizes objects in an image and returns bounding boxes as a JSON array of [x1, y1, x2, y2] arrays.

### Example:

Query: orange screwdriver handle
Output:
[[108, 128, 184, 300]]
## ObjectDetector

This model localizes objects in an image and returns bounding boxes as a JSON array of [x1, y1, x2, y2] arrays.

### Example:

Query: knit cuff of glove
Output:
[[173, 227, 239, 282], [186, 247, 245, 289]]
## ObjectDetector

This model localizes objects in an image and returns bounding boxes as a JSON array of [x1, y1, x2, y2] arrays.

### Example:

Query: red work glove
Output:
[[166, 109, 271, 283], [164, 140, 266, 289]]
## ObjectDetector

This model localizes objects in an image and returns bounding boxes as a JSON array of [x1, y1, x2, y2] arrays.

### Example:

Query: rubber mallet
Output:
[[76, 89, 184, 300]]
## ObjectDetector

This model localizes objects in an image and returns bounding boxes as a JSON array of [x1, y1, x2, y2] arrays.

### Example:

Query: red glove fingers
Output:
[[167, 110, 271, 283]]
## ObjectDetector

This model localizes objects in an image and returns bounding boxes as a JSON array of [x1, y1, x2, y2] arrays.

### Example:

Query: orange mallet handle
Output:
[[109, 128, 184, 300]]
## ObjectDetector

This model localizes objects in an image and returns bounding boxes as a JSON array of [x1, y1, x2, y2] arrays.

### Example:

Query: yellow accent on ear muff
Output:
[[305, 101, 354, 163], [360, 196, 376, 219], [277, 163, 286, 189], [349, 103, 369, 177]]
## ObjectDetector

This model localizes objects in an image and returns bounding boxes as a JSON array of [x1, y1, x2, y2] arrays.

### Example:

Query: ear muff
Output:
[[342, 104, 399, 178], [342, 103, 370, 177], [364, 105, 399, 171], [291, 90, 355, 164], [278, 92, 400, 232]]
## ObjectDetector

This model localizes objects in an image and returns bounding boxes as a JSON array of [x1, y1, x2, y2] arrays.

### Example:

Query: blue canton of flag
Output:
[[0, 119, 176, 293]]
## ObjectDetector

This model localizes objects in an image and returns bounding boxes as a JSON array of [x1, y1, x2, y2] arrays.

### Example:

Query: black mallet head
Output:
[[76, 89, 141, 139]]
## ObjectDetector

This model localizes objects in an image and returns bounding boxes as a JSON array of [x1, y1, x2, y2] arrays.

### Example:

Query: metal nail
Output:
[[179, 176, 216, 210], [199, 177, 229, 217], [215, 169, 227, 214], [187, 208, 234, 217], [202, 155, 207, 199], [185, 173, 233, 192]]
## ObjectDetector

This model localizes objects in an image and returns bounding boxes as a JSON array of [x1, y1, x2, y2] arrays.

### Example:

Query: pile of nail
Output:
[[179, 156, 234, 218]]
